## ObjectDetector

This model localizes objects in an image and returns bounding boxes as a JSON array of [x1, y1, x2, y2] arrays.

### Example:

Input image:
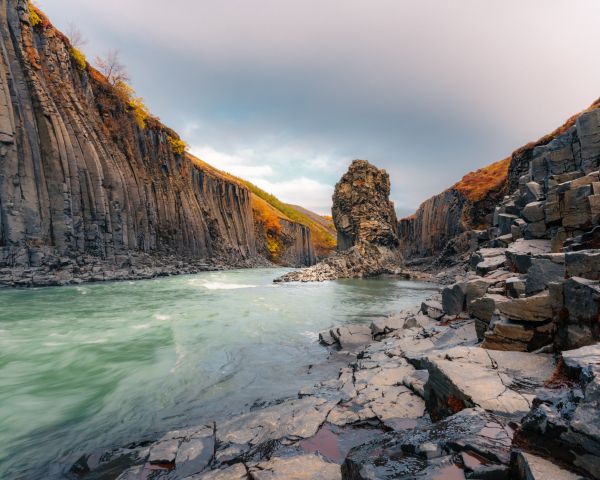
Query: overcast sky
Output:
[[39, 0, 600, 216]]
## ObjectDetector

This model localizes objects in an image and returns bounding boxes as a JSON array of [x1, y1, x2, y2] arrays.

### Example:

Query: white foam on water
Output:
[[201, 282, 257, 290], [131, 323, 152, 330], [154, 314, 171, 321]]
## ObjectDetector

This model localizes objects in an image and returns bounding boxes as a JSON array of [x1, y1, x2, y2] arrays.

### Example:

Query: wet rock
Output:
[[420, 346, 555, 420], [148, 438, 180, 465], [517, 344, 600, 479], [249, 454, 341, 479], [342, 408, 513, 480], [216, 396, 337, 461], [330, 325, 373, 352], [513, 452, 584, 480]]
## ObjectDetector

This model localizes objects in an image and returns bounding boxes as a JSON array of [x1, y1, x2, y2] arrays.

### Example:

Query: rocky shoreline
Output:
[[66, 261, 597, 479], [0, 252, 273, 288]]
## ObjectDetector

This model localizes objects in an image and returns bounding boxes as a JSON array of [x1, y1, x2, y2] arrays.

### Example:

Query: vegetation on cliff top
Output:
[[454, 157, 510, 202], [188, 154, 335, 258]]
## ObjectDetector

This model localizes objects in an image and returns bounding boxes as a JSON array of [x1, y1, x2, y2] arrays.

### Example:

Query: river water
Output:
[[0, 268, 436, 478]]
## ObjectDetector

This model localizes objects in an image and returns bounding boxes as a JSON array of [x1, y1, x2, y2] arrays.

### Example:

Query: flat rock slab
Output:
[[514, 452, 585, 480], [216, 396, 337, 460], [330, 325, 373, 352], [249, 454, 341, 479], [421, 346, 555, 420], [186, 463, 248, 479], [496, 291, 553, 322]]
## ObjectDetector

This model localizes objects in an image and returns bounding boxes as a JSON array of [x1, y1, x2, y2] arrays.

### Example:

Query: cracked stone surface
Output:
[[420, 346, 555, 420], [249, 454, 341, 479]]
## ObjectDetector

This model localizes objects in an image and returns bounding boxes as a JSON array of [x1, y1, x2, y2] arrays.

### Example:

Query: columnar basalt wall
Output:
[[0, 1, 315, 279]]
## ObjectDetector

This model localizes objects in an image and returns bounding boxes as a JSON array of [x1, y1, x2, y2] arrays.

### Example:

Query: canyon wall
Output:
[[399, 98, 600, 259], [0, 1, 314, 283]]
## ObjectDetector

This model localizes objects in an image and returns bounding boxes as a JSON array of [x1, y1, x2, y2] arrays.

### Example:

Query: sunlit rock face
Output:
[[333, 160, 399, 251], [276, 160, 403, 282]]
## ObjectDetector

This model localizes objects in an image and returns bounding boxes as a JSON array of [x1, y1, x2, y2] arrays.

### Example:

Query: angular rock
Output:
[[442, 283, 466, 316], [330, 325, 373, 352], [249, 454, 341, 480], [342, 408, 513, 480], [498, 214, 518, 235], [189, 463, 248, 480], [421, 299, 445, 320], [468, 294, 507, 323], [495, 291, 552, 322], [506, 240, 552, 273], [513, 452, 585, 480], [506, 277, 526, 298], [565, 250, 600, 280], [476, 256, 507, 276], [420, 346, 554, 420], [525, 257, 565, 294], [522, 202, 546, 223]]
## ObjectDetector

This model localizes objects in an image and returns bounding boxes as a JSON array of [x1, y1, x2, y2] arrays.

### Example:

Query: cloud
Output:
[[39, 0, 600, 214], [252, 177, 334, 215]]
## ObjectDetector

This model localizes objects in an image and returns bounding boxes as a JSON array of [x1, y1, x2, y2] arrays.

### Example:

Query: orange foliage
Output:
[[454, 157, 510, 202]]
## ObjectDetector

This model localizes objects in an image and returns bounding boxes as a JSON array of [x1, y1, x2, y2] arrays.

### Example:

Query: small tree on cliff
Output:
[[65, 23, 87, 49], [94, 49, 130, 85]]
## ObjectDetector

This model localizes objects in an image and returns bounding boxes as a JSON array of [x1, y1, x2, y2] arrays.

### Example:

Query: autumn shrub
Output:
[[168, 136, 187, 156], [113, 80, 149, 128], [454, 157, 510, 202], [29, 3, 42, 27], [70, 47, 87, 71]]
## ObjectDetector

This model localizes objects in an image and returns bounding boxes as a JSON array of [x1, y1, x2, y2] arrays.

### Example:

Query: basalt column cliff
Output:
[[0, 1, 316, 286]]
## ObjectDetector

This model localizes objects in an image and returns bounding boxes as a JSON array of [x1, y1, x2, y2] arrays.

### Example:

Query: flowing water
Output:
[[0, 268, 436, 478]]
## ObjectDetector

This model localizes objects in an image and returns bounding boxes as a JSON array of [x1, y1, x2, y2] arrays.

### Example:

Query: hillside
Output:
[[189, 154, 334, 262], [399, 96, 600, 259]]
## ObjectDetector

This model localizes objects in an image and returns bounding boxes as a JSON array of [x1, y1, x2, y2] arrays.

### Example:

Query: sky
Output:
[[38, 0, 600, 216]]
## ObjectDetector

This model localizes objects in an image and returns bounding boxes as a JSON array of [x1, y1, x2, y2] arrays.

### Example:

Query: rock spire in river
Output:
[[276, 159, 403, 282]]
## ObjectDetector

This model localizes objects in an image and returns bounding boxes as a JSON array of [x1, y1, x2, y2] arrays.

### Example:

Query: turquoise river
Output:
[[0, 268, 436, 479]]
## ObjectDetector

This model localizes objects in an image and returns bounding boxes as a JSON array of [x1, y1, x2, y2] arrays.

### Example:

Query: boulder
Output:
[[522, 202, 546, 223], [482, 318, 555, 352], [421, 299, 444, 320], [564, 277, 600, 326], [525, 257, 565, 294], [476, 255, 507, 275], [329, 325, 373, 352], [468, 294, 507, 323], [562, 185, 593, 229], [525, 182, 544, 202], [441, 283, 466, 316]]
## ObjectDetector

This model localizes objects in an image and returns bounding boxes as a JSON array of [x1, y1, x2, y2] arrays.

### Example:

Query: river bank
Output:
[[59, 248, 599, 480], [0, 270, 436, 479]]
